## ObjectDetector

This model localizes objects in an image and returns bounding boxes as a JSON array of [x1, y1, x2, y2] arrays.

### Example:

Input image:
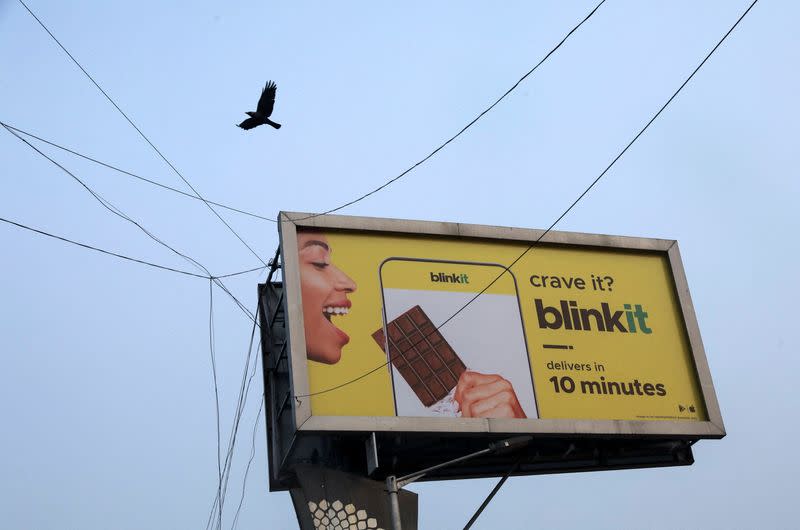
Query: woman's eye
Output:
[[311, 262, 329, 269]]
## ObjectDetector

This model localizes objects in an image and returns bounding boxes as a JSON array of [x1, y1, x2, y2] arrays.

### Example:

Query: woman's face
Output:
[[298, 232, 357, 364]]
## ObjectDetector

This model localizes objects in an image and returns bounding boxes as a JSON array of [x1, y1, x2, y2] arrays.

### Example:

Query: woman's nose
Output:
[[332, 266, 357, 293]]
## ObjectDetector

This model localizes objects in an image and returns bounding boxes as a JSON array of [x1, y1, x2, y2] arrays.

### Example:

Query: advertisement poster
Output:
[[294, 227, 707, 423]]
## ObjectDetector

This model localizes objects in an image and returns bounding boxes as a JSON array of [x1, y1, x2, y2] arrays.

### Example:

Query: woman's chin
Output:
[[305, 321, 349, 364], [308, 348, 342, 364]]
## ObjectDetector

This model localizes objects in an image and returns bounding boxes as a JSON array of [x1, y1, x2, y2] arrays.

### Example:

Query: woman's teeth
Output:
[[323, 306, 349, 316]]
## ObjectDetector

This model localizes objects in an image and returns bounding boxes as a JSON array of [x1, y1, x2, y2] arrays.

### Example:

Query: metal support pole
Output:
[[462, 459, 521, 530], [386, 475, 402, 530]]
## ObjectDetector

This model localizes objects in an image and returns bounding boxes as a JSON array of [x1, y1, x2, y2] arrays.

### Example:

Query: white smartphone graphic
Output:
[[377, 258, 538, 419]]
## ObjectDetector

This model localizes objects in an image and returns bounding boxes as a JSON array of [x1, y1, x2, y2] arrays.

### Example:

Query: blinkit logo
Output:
[[535, 299, 653, 333], [430, 272, 469, 284]]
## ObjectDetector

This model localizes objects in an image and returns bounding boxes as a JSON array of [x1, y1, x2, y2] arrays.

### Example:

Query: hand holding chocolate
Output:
[[373, 305, 526, 418]]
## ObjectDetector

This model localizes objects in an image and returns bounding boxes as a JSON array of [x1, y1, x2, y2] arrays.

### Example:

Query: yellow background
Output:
[[302, 230, 707, 422]]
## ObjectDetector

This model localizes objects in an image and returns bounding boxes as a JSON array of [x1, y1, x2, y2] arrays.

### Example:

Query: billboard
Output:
[[277, 212, 723, 440]]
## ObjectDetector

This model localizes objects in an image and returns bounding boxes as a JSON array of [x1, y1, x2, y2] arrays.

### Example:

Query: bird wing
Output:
[[238, 117, 262, 130], [256, 81, 277, 117]]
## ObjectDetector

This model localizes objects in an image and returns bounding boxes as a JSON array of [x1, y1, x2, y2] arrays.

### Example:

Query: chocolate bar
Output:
[[372, 305, 467, 407]]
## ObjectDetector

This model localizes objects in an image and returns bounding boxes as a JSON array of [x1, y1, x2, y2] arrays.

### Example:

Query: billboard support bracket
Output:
[[366, 432, 380, 476], [276, 391, 292, 421], [463, 456, 522, 530], [267, 342, 287, 374]]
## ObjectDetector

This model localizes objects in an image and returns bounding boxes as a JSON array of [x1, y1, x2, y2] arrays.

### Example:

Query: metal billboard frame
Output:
[[279, 211, 724, 438], [261, 211, 724, 490]]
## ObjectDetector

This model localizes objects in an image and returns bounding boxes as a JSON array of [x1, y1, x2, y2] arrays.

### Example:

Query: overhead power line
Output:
[[2, 122, 258, 324], [295, 0, 760, 400], [204, 295, 265, 530], [286, 0, 608, 222], [213, 266, 267, 281], [18, 0, 268, 266], [204, 249, 276, 529], [14, 0, 604, 228], [208, 280, 223, 530], [230, 395, 264, 530], [0, 215, 206, 278], [216, 340, 261, 529], [4, 118, 266, 528], [1, 121, 276, 223], [3, 212, 265, 527], [13, 7, 273, 522], [0, 214, 264, 280]]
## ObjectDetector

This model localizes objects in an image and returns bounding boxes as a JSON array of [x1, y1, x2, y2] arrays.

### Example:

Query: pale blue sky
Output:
[[1, 1, 798, 528]]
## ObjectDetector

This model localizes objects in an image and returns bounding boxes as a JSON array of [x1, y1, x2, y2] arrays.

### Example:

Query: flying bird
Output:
[[238, 81, 281, 130]]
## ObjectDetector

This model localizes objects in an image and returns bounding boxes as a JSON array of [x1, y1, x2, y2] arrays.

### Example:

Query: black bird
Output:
[[238, 81, 281, 130]]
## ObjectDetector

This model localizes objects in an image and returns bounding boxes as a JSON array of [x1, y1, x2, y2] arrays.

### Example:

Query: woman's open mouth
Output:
[[321, 305, 351, 344]]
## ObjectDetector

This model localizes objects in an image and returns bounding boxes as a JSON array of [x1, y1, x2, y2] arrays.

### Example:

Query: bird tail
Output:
[[266, 119, 281, 130]]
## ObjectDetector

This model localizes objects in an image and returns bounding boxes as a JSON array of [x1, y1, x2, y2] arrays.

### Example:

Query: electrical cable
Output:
[[204, 295, 267, 530], [0, 215, 206, 278], [230, 395, 264, 530], [0, 215, 265, 280], [2, 209, 264, 530], [209, 279, 224, 530], [17, 0, 269, 266], [284, 0, 608, 223], [5, 6, 275, 518], [209, 255, 279, 529], [0, 196, 263, 529], [1, 163, 262, 526], [218, 332, 262, 517], [0, 121, 276, 223], [206, 308, 260, 530], [293, 0, 759, 400], [214, 279, 257, 324], [2, 122, 259, 325], [212, 266, 266, 280], [14, 0, 603, 229], [3, 122, 210, 275]]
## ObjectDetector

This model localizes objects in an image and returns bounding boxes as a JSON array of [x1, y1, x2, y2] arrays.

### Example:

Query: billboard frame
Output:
[[277, 211, 725, 440]]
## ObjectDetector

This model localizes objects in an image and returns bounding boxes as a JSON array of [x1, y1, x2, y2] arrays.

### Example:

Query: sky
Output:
[[1, 1, 798, 528]]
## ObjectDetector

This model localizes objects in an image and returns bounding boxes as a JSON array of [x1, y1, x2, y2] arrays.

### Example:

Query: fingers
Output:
[[477, 402, 523, 419], [454, 371, 502, 405], [460, 379, 512, 408], [455, 371, 526, 419], [468, 389, 522, 418]]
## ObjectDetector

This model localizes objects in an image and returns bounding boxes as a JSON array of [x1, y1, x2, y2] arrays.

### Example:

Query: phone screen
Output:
[[377, 258, 538, 418]]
